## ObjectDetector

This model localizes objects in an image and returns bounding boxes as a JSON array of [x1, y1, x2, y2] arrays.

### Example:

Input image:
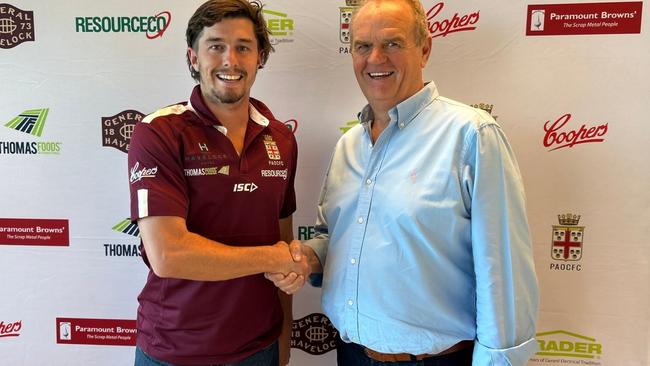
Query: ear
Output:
[[257, 51, 264, 69], [420, 36, 432, 68], [187, 47, 199, 71]]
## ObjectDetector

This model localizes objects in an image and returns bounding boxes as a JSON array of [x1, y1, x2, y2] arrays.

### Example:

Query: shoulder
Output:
[[141, 103, 195, 129], [251, 98, 296, 143], [433, 96, 498, 131]]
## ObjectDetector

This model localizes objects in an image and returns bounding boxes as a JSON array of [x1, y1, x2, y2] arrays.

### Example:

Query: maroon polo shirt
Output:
[[128, 85, 297, 365]]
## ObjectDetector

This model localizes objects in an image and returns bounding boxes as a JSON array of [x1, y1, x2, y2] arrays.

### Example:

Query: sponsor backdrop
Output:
[[0, 0, 648, 365]]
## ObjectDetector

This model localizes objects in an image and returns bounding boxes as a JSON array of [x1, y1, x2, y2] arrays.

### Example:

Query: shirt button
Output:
[[357, 217, 364, 224], [347, 299, 354, 306], [399, 123, 405, 128], [365, 179, 372, 185], [350, 258, 356, 264]]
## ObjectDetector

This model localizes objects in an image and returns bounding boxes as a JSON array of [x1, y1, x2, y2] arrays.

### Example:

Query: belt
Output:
[[364, 340, 473, 362]]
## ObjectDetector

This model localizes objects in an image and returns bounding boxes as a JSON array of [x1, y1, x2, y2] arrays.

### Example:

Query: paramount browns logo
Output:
[[426, 2, 480, 38], [75, 11, 171, 39], [0, 4, 34, 49], [291, 313, 338, 355], [56, 318, 137, 346], [543, 113, 607, 151], [0, 218, 69, 246], [102, 110, 144, 153], [0, 320, 22, 338]]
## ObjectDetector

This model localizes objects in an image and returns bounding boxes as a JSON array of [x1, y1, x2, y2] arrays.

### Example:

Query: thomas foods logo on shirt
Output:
[[0, 320, 22, 338], [263, 9, 294, 45], [104, 219, 141, 257], [543, 113, 608, 151], [0, 218, 69, 247], [426, 2, 480, 39], [530, 330, 603, 364], [56, 318, 137, 346], [75, 11, 171, 39], [550, 213, 584, 272], [291, 313, 338, 355], [2, 108, 62, 155], [102, 110, 144, 153], [0, 4, 34, 49], [526, 2, 642, 36]]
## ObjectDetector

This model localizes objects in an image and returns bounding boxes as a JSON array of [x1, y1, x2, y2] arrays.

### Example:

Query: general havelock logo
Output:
[[102, 110, 144, 153], [552, 213, 583, 261], [0, 3, 34, 49], [291, 313, 338, 355]]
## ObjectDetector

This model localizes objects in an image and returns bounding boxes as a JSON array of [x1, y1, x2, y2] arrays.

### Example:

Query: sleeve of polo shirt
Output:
[[128, 120, 188, 222], [462, 121, 540, 366], [279, 133, 298, 219]]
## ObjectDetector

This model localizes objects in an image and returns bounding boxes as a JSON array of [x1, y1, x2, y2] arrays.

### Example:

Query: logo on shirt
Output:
[[291, 313, 338, 355], [550, 213, 584, 272], [233, 182, 258, 192], [184, 166, 229, 177], [426, 2, 481, 39], [543, 113, 608, 151], [532, 330, 602, 361], [129, 162, 158, 183], [261, 169, 288, 180], [0, 319, 22, 338], [0, 4, 34, 49], [101, 110, 144, 153], [74, 11, 172, 39], [263, 135, 281, 160]]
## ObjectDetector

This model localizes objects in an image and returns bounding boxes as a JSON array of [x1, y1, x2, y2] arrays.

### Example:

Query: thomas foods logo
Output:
[[530, 330, 602, 364], [56, 318, 136, 346], [527, 2, 642, 36], [75, 11, 171, 39], [0, 3, 34, 49], [263, 9, 294, 45], [0, 218, 69, 246], [426, 2, 480, 38], [291, 313, 338, 355], [102, 110, 144, 153], [2, 108, 62, 155], [543, 113, 607, 151], [0, 320, 22, 338], [550, 213, 584, 272], [104, 219, 140, 257]]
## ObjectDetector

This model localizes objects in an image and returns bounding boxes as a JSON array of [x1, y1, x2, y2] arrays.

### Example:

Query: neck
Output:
[[370, 106, 391, 144], [205, 95, 251, 130]]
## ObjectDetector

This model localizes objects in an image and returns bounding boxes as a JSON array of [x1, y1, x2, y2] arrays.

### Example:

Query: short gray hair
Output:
[[351, 0, 429, 45]]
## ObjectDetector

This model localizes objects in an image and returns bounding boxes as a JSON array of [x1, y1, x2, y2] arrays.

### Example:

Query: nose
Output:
[[222, 46, 237, 68], [367, 46, 386, 64]]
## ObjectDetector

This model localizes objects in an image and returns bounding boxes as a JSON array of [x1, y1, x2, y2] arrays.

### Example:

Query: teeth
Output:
[[368, 72, 393, 78], [217, 74, 242, 81]]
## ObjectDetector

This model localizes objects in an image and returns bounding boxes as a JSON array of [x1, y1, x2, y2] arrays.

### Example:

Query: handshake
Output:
[[266, 240, 316, 295]]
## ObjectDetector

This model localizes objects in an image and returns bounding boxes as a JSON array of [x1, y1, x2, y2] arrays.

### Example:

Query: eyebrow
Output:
[[204, 37, 255, 44]]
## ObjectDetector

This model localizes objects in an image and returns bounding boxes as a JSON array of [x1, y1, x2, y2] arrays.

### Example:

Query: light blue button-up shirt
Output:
[[306, 82, 539, 365]]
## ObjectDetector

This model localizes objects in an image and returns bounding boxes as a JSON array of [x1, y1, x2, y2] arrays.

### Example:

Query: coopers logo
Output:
[[291, 313, 338, 355], [526, 2, 642, 36], [0, 4, 34, 49], [543, 113, 607, 151], [129, 162, 158, 184], [0, 320, 22, 338], [2, 108, 62, 155], [426, 2, 480, 38], [0, 218, 69, 246], [75, 11, 171, 39], [533, 330, 603, 362], [102, 110, 144, 153], [56, 318, 136, 346]]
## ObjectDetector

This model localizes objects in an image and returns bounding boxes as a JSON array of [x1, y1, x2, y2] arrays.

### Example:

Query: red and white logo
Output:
[[552, 214, 584, 261], [56, 318, 136, 346], [0, 320, 22, 338], [0, 218, 69, 246], [426, 2, 480, 38], [543, 113, 608, 151]]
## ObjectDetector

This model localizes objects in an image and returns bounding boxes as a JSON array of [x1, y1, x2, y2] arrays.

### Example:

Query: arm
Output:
[[277, 216, 294, 366], [466, 124, 539, 366], [137, 215, 309, 281]]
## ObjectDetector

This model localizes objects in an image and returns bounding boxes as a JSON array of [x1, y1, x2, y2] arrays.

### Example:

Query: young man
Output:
[[128, 1, 309, 365], [269, 0, 539, 365]]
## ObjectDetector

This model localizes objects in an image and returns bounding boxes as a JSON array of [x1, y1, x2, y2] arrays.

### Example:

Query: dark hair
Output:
[[185, 0, 274, 81]]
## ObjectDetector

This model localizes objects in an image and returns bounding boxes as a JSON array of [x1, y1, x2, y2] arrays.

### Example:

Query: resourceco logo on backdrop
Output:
[[56, 318, 137, 346], [543, 113, 608, 151], [104, 219, 141, 257], [291, 313, 338, 355], [75, 11, 171, 39], [530, 330, 603, 363], [102, 110, 144, 153], [526, 2, 642, 36], [550, 213, 584, 272], [283, 119, 298, 134], [263, 9, 294, 45], [2, 108, 62, 155], [0, 3, 34, 49], [0, 218, 69, 246], [0, 320, 22, 338]]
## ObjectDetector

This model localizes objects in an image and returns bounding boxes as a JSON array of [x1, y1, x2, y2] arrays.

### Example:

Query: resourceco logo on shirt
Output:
[[2, 108, 62, 155], [75, 11, 171, 39], [0, 3, 34, 49], [263, 9, 294, 45], [291, 313, 338, 355], [56, 317, 137, 346], [102, 110, 144, 153], [531, 330, 603, 363]]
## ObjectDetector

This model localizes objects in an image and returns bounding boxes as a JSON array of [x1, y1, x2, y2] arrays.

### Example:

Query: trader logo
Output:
[[291, 313, 338, 355], [0, 4, 34, 49], [75, 11, 171, 39], [0, 218, 69, 246], [532, 330, 602, 362], [102, 110, 144, 153], [0, 320, 22, 338], [526, 2, 642, 36], [263, 9, 294, 45], [339, 119, 359, 134], [426, 2, 480, 38], [56, 318, 137, 346], [2, 108, 62, 155], [543, 113, 607, 151]]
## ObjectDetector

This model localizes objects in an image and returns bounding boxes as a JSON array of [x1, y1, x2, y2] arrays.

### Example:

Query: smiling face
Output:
[[187, 17, 262, 107], [351, 0, 431, 112]]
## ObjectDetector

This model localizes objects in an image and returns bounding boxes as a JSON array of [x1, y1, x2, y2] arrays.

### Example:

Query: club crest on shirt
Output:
[[263, 134, 281, 160]]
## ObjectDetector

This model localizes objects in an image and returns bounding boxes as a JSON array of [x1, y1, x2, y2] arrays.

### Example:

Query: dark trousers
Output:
[[134, 342, 279, 366], [336, 337, 472, 366]]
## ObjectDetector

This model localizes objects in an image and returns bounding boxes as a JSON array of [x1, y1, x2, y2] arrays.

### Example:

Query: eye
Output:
[[385, 41, 402, 51], [237, 45, 251, 53], [209, 44, 225, 52], [353, 43, 371, 54]]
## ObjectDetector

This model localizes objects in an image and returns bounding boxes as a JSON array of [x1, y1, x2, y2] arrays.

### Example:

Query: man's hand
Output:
[[267, 240, 311, 294]]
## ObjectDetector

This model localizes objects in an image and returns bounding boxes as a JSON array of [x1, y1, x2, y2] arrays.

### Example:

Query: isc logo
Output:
[[233, 183, 258, 192]]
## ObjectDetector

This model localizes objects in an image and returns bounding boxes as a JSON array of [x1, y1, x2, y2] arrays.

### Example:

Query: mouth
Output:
[[216, 73, 244, 82], [367, 71, 394, 79]]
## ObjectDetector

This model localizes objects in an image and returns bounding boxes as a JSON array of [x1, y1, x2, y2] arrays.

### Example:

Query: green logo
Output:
[[339, 119, 359, 134], [112, 219, 140, 237], [536, 330, 602, 359], [263, 9, 294, 36], [4, 108, 48, 137]]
